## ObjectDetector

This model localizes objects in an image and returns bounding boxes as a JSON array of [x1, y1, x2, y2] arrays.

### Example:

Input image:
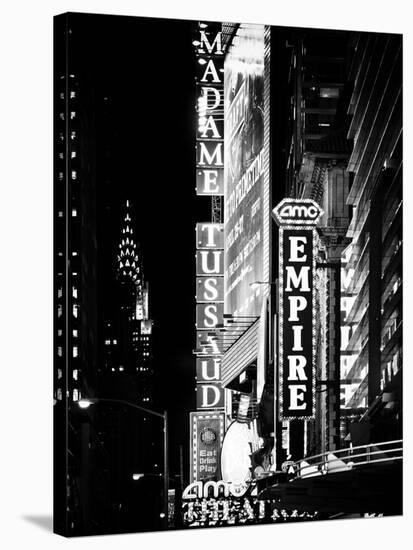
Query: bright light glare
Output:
[[78, 399, 92, 409], [132, 474, 144, 481]]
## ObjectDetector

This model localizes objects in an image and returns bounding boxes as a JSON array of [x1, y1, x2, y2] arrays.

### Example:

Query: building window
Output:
[[57, 304, 63, 318], [73, 389, 79, 401], [73, 329, 78, 337], [73, 346, 78, 358], [71, 171, 77, 180], [73, 304, 78, 318], [57, 346, 63, 357], [72, 209, 77, 217], [73, 369, 78, 380], [57, 388, 62, 400], [57, 368, 62, 379], [72, 287, 78, 298]]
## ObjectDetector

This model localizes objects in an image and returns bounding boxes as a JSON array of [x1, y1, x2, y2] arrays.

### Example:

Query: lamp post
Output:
[[78, 398, 169, 530]]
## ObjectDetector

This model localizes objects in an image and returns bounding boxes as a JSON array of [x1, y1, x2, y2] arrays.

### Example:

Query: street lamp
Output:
[[78, 397, 169, 530]]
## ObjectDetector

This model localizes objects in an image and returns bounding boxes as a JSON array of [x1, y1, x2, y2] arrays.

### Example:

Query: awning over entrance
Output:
[[221, 319, 260, 388]]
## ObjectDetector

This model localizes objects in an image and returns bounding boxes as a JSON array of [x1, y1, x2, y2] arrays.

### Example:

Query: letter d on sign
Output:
[[197, 384, 223, 409]]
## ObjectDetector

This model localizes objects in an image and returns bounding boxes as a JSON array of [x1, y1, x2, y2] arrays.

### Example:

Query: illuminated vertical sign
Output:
[[224, 24, 267, 318], [190, 411, 225, 482], [195, 222, 224, 409], [273, 199, 323, 420], [195, 25, 224, 196]]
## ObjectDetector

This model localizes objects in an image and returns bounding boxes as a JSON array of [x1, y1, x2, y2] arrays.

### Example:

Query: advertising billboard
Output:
[[224, 25, 267, 317], [190, 411, 225, 482]]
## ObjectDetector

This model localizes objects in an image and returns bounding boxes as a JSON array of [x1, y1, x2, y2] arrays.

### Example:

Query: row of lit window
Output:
[[59, 91, 76, 100], [56, 249, 79, 259], [57, 152, 77, 166], [57, 368, 78, 381], [58, 131, 77, 141], [56, 329, 77, 338], [57, 346, 78, 357], [55, 388, 81, 401], [105, 339, 118, 345], [59, 111, 76, 121], [57, 286, 78, 299]]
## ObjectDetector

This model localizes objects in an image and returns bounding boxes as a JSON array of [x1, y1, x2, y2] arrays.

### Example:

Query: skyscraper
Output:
[[101, 199, 154, 406]]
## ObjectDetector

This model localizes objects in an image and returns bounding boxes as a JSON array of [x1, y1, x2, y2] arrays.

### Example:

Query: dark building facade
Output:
[[191, 22, 402, 522], [54, 15, 161, 536], [283, 30, 402, 456]]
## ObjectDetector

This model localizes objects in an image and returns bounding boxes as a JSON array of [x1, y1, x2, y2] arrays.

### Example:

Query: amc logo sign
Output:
[[273, 199, 323, 226]]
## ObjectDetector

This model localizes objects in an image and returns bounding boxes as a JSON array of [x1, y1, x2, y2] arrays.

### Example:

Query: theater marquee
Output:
[[273, 199, 323, 420]]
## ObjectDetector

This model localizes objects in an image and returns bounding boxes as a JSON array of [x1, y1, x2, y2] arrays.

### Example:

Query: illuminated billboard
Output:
[[190, 411, 225, 482], [273, 199, 323, 420], [224, 24, 267, 318]]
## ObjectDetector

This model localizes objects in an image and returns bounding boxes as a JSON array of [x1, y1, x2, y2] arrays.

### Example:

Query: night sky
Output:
[[70, 13, 212, 475]]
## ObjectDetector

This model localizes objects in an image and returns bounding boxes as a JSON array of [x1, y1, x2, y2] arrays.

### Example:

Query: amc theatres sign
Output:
[[273, 198, 323, 226], [273, 199, 323, 420]]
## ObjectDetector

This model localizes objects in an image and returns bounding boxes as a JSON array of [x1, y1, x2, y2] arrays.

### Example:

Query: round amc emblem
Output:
[[272, 198, 323, 226], [200, 427, 217, 445]]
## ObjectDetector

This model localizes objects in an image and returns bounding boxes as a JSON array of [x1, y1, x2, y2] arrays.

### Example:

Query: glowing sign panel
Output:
[[274, 199, 323, 420], [224, 25, 266, 317], [196, 384, 225, 410], [196, 357, 221, 382], [195, 27, 224, 196], [190, 412, 225, 482], [273, 198, 323, 225]]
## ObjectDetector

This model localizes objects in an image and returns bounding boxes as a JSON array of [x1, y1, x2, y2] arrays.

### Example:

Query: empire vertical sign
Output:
[[273, 199, 323, 420]]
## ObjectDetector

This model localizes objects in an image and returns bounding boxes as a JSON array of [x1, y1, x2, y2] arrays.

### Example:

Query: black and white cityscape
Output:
[[54, 13, 403, 536]]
